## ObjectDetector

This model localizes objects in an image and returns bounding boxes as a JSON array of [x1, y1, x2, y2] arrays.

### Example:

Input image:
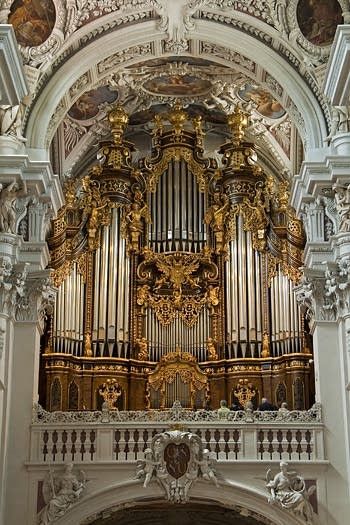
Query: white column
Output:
[[311, 320, 350, 521], [3, 274, 53, 525]]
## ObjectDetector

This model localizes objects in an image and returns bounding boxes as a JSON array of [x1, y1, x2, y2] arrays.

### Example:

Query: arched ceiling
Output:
[[83, 501, 272, 525], [2, 0, 348, 178]]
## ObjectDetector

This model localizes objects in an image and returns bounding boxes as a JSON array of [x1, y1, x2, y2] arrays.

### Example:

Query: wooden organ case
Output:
[[42, 104, 313, 412]]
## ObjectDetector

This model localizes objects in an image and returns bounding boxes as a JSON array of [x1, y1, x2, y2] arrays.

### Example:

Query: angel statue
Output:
[[266, 461, 315, 523], [195, 448, 219, 488], [38, 463, 86, 524], [135, 448, 159, 488]]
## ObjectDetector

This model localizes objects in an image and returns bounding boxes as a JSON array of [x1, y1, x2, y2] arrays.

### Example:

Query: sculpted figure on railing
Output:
[[38, 463, 86, 524], [266, 461, 315, 523]]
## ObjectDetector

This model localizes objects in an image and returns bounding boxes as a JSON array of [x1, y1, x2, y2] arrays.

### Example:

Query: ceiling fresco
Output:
[[142, 75, 212, 97], [68, 86, 119, 123], [9, 0, 56, 47], [60, 58, 292, 178], [296, 0, 343, 47], [238, 84, 286, 120]]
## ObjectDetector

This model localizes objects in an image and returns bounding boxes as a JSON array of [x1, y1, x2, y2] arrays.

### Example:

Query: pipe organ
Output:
[[43, 104, 313, 411]]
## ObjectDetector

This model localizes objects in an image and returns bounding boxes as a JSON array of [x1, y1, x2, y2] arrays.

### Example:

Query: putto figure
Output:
[[266, 461, 315, 523], [38, 463, 86, 524]]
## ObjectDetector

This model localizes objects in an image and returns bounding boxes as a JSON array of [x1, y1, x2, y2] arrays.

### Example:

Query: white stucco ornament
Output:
[[153, 0, 207, 53], [135, 428, 219, 502], [266, 461, 315, 523], [37, 463, 86, 524]]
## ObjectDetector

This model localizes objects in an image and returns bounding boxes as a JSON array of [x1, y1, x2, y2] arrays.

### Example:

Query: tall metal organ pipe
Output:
[[53, 263, 84, 355]]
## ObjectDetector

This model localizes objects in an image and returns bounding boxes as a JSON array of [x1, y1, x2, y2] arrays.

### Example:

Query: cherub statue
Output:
[[206, 337, 218, 360], [38, 463, 86, 524], [135, 448, 159, 488], [195, 448, 219, 487], [266, 461, 315, 523], [136, 337, 148, 360]]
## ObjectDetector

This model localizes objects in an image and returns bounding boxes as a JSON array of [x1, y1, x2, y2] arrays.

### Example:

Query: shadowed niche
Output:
[[86, 502, 271, 525]]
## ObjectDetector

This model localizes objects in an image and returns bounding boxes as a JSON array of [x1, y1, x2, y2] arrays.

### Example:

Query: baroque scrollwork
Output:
[[137, 247, 218, 327]]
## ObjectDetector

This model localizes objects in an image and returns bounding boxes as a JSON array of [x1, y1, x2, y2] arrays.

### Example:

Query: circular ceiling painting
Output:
[[68, 86, 118, 122], [296, 0, 343, 47], [9, 0, 56, 47], [142, 75, 212, 97], [238, 84, 285, 120]]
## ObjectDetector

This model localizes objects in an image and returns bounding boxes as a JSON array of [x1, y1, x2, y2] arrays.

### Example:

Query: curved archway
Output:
[[25, 19, 327, 151], [54, 479, 302, 525]]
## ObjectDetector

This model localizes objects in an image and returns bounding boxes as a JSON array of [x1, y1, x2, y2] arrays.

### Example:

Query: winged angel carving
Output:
[[266, 461, 315, 523], [37, 463, 86, 524]]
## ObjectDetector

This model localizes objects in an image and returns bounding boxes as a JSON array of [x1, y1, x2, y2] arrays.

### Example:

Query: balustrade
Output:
[[29, 405, 324, 464]]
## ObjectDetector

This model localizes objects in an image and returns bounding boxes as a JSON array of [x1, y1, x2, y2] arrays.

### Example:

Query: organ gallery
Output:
[[43, 103, 312, 412]]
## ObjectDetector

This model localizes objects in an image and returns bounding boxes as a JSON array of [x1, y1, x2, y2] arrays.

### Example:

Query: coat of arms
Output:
[[136, 428, 219, 503]]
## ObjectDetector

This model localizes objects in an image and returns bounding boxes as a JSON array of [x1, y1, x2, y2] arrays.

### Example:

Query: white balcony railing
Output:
[[29, 404, 325, 464]]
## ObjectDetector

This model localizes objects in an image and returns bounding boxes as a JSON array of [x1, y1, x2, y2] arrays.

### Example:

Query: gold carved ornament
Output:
[[233, 379, 257, 407], [206, 337, 218, 360], [120, 190, 151, 254], [80, 176, 112, 251], [145, 146, 209, 193], [98, 379, 122, 410], [137, 248, 219, 327], [146, 349, 208, 409], [136, 337, 149, 360]]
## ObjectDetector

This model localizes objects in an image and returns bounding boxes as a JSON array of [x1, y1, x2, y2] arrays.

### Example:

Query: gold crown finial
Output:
[[108, 105, 129, 144], [167, 103, 188, 136], [227, 106, 248, 146]]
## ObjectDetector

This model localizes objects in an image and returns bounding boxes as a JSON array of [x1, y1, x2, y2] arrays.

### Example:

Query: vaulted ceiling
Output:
[[2, 0, 346, 180]]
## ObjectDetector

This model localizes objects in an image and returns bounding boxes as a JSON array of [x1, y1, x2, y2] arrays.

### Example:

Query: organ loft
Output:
[[43, 103, 312, 412]]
